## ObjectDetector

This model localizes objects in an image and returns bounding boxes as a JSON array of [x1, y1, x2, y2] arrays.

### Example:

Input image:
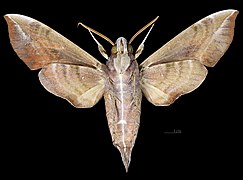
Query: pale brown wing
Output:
[[141, 60, 207, 106], [140, 10, 238, 106], [4, 14, 103, 70], [39, 63, 106, 108]]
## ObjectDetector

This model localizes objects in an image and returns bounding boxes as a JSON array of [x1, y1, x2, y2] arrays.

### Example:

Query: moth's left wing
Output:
[[4, 14, 107, 108], [140, 10, 238, 106], [39, 63, 106, 108], [4, 14, 103, 70]]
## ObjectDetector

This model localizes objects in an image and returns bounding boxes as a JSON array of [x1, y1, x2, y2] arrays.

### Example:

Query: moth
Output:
[[4, 10, 238, 172]]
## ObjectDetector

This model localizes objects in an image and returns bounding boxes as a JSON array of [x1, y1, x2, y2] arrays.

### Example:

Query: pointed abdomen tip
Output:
[[117, 146, 133, 172]]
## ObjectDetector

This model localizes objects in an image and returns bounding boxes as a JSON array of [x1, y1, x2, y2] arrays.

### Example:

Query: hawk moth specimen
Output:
[[4, 10, 238, 172]]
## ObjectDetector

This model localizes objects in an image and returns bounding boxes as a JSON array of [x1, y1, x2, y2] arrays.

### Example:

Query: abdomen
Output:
[[104, 61, 142, 153]]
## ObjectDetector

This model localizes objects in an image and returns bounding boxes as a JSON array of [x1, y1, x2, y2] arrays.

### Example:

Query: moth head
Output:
[[111, 37, 134, 55], [111, 37, 134, 74]]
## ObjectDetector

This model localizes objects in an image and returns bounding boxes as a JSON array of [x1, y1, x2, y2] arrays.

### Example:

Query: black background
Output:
[[0, 0, 241, 179]]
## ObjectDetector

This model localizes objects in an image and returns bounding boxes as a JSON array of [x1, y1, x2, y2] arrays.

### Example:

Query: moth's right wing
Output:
[[139, 10, 238, 106]]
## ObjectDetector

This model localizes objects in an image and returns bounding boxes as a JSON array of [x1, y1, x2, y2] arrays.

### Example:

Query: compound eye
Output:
[[128, 45, 133, 54], [111, 45, 117, 54]]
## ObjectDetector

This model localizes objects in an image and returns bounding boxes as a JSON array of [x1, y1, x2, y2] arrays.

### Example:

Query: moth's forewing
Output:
[[140, 10, 238, 68], [4, 14, 103, 70], [140, 10, 239, 106]]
